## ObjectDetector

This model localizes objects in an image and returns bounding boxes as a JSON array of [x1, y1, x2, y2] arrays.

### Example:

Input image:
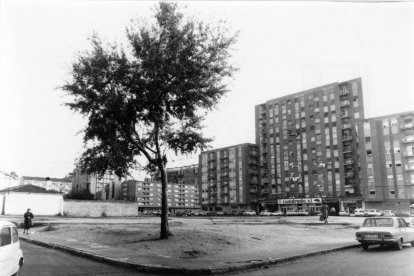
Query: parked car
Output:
[[231, 210, 243, 216], [223, 210, 234, 216], [259, 210, 272, 216], [198, 211, 210, 216], [339, 210, 351, 216], [382, 210, 395, 217], [0, 221, 24, 275], [354, 209, 365, 217], [242, 210, 256, 216], [297, 210, 309, 216], [363, 209, 382, 217], [356, 217, 414, 250], [175, 211, 191, 217], [270, 211, 282, 216]]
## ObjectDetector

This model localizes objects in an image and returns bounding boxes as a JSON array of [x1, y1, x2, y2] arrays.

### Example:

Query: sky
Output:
[[1, 0, 413, 179]]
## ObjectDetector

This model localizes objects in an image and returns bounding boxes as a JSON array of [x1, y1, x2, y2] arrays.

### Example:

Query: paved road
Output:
[[230, 244, 414, 276], [19, 240, 161, 276]]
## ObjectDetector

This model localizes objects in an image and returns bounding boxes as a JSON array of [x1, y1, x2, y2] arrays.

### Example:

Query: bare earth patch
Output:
[[33, 216, 360, 261]]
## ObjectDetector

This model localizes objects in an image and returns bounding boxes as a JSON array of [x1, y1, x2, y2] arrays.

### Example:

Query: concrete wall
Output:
[[63, 200, 138, 217], [0, 192, 64, 216]]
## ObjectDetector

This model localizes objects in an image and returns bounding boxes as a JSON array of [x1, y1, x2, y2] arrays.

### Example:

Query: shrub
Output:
[[64, 189, 95, 200], [101, 211, 107, 217]]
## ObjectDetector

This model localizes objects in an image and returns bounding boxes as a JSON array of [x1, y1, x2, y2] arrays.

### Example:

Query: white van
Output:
[[0, 221, 24, 276]]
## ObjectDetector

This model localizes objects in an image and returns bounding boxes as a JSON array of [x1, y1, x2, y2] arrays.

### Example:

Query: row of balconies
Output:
[[401, 123, 414, 130], [402, 136, 414, 143]]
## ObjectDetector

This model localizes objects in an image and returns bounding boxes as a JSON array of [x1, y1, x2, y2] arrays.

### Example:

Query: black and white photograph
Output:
[[1, 0, 414, 275]]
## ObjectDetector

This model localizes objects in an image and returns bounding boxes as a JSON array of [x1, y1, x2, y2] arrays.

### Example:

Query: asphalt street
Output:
[[19, 241, 164, 276], [230, 244, 414, 276]]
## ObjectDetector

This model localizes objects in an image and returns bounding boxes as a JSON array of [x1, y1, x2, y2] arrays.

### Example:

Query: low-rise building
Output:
[[23, 176, 72, 194], [72, 169, 122, 200], [0, 171, 21, 190], [120, 179, 200, 213]]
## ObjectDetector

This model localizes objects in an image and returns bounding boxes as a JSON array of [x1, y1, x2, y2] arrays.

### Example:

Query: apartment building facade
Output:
[[120, 179, 200, 213], [255, 78, 365, 213], [360, 111, 414, 211], [199, 143, 259, 212], [152, 164, 199, 186]]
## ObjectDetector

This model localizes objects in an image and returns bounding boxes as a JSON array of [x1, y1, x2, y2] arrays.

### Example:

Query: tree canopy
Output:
[[62, 2, 237, 239]]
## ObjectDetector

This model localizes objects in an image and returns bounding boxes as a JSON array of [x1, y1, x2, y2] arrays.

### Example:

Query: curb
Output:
[[20, 236, 359, 275]]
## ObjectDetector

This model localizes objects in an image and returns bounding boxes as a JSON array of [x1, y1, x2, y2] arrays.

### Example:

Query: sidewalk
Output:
[[14, 216, 362, 275]]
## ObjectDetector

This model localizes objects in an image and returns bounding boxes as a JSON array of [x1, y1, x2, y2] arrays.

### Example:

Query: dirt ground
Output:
[[30, 216, 361, 260]]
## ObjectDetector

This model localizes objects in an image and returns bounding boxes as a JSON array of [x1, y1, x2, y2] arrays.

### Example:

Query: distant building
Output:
[[23, 176, 72, 194], [255, 78, 364, 213], [152, 164, 199, 185], [199, 143, 259, 212], [360, 111, 414, 211], [0, 171, 21, 190], [120, 179, 200, 213], [72, 169, 122, 200]]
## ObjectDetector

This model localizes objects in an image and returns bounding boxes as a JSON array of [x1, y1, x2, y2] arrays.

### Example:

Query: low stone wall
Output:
[[64, 200, 138, 217]]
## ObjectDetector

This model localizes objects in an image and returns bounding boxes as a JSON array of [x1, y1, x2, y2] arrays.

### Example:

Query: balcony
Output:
[[340, 100, 350, 107], [345, 172, 354, 178], [401, 123, 414, 130], [344, 159, 354, 165], [341, 113, 350, 119], [342, 124, 352, 129], [343, 147, 352, 153], [402, 136, 414, 143], [248, 169, 258, 175], [250, 189, 258, 193], [261, 190, 269, 195], [342, 136, 353, 142], [340, 88, 349, 95], [405, 164, 414, 171], [262, 178, 269, 183], [403, 151, 414, 157]]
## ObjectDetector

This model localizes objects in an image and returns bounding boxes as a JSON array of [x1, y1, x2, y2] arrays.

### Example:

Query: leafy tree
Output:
[[62, 2, 237, 239]]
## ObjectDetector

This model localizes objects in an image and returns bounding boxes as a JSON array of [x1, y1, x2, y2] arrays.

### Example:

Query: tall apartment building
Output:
[[360, 111, 414, 211], [72, 169, 122, 200], [199, 143, 259, 212], [152, 164, 199, 186], [120, 179, 199, 213], [255, 78, 364, 213]]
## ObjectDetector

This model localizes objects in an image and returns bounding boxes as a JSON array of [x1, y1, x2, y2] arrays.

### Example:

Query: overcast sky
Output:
[[1, 0, 413, 179]]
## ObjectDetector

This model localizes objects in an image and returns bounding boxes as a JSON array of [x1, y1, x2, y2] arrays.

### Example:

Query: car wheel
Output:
[[361, 243, 369, 250], [12, 262, 22, 276], [395, 238, 403, 250], [411, 241, 414, 247]]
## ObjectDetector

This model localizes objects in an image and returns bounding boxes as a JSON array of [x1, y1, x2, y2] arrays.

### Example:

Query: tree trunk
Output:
[[159, 165, 172, 239]]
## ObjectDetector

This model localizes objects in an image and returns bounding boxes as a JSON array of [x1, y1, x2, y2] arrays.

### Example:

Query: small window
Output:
[[0, 227, 11, 247]]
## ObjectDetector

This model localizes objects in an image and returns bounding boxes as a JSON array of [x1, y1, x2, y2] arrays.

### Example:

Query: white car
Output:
[[259, 211, 272, 216], [382, 210, 395, 217], [354, 209, 365, 217], [339, 211, 351, 216], [363, 209, 382, 217], [356, 217, 414, 250], [242, 210, 256, 216], [0, 221, 24, 275], [270, 211, 283, 216]]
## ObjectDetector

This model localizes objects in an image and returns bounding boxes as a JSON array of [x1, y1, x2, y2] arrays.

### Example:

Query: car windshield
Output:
[[363, 218, 394, 227]]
